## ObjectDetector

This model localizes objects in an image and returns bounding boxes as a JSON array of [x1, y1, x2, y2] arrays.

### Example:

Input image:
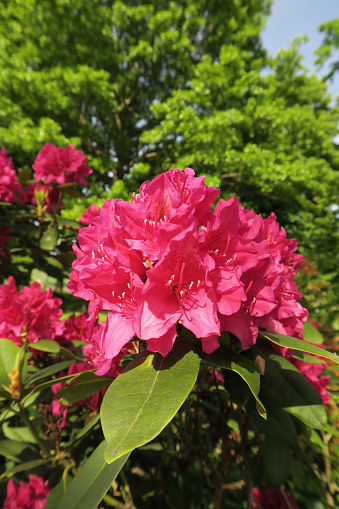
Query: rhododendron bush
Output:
[[0, 144, 338, 509]]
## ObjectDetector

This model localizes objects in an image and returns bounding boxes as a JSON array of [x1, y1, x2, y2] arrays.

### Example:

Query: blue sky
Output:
[[261, 0, 339, 100]]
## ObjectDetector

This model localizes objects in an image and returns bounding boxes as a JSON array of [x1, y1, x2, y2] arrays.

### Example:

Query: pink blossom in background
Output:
[[33, 143, 92, 185], [0, 147, 23, 203], [253, 487, 299, 509], [79, 203, 101, 224], [68, 168, 307, 363], [61, 311, 89, 343], [0, 276, 64, 345], [3, 475, 50, 509]]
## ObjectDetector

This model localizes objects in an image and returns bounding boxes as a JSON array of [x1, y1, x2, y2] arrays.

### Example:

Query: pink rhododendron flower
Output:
[[0, 147, 23, 202], [0, 276, 64, 345], [3, 475, 50, 509], [33, 143, 92, 185], [253, 487, 299, 509], [68, 168, 307, 360], [79, 203, 101, 224]]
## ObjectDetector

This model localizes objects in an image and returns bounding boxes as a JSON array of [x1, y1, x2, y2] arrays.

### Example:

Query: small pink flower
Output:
[[0, 147, 23, 203], [33, 143, 92, 185]]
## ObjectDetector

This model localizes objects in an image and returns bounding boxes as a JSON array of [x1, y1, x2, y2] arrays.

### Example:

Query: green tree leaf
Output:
[[29, 339, 60, 353], [58, 372, 112, 405], [55, 441, 129, 509], [0, 440, 36, 463], [101, 337, 200, 464], [247, 399, 298, 446], [254, 341, 327, 430], [25, 360, 73, 386], [0, 459, 50, 479], [292, 351, 326, 365], [196, 344, 266, 419], [303, 321, 324, 344], [259, 332, 338, 364]]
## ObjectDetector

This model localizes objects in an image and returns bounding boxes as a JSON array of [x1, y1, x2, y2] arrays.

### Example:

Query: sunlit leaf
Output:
[[101, 337, 200, 463]]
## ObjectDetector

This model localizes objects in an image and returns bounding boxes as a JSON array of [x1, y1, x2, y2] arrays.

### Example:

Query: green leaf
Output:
[[29, 339, 60, 353], [254, 341, 327, 430], [263, 438, 292, 486], [196, 344, 266, 419], [292, 351, 326, 365], [247, 399, 298, 446], [44, 256, 64, 270], [101, 337, 200, 464], [259, 332, 338, 364], [2, 422, 37, 444], [55, 441, 129, 509], [40, 225, 58, 251], [303, 322, 324, 344], [25, 360, 73, 386], [26, 369, 93, 396], [58, 372, 112, 405], [0, 459, 50, 479], [0, 339, 20, 386], [0, 440, 36, 463], [46, 475, 72, 509]]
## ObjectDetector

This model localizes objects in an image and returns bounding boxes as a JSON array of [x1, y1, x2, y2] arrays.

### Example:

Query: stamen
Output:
[[177, 262, 186, 293], [145, 258, 154, 269]]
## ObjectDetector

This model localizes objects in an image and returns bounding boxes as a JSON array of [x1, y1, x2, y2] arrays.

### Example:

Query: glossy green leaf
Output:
[[55, 441, 129, 509], [0, 339, 20, 386], [29, 339, 60, 353], [196, 344, 266, 419], [263, 438, 292, 486], [101, 337, 200, 464], [254, 342, 327, 429], [40, 225, 58, 251], [25, 360, 73, 386], [58, 372, 112, 405], [303, 321, 324, 344], [259, 332, 338, 364]]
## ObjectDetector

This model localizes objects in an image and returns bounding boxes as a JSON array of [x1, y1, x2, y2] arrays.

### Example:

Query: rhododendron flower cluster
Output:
[[3, 475, 50, 509], [0, 147, 23, 203], [69, 168, 307, 360], [33, 143, 92, 185], [0, 276, 64, 345]]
